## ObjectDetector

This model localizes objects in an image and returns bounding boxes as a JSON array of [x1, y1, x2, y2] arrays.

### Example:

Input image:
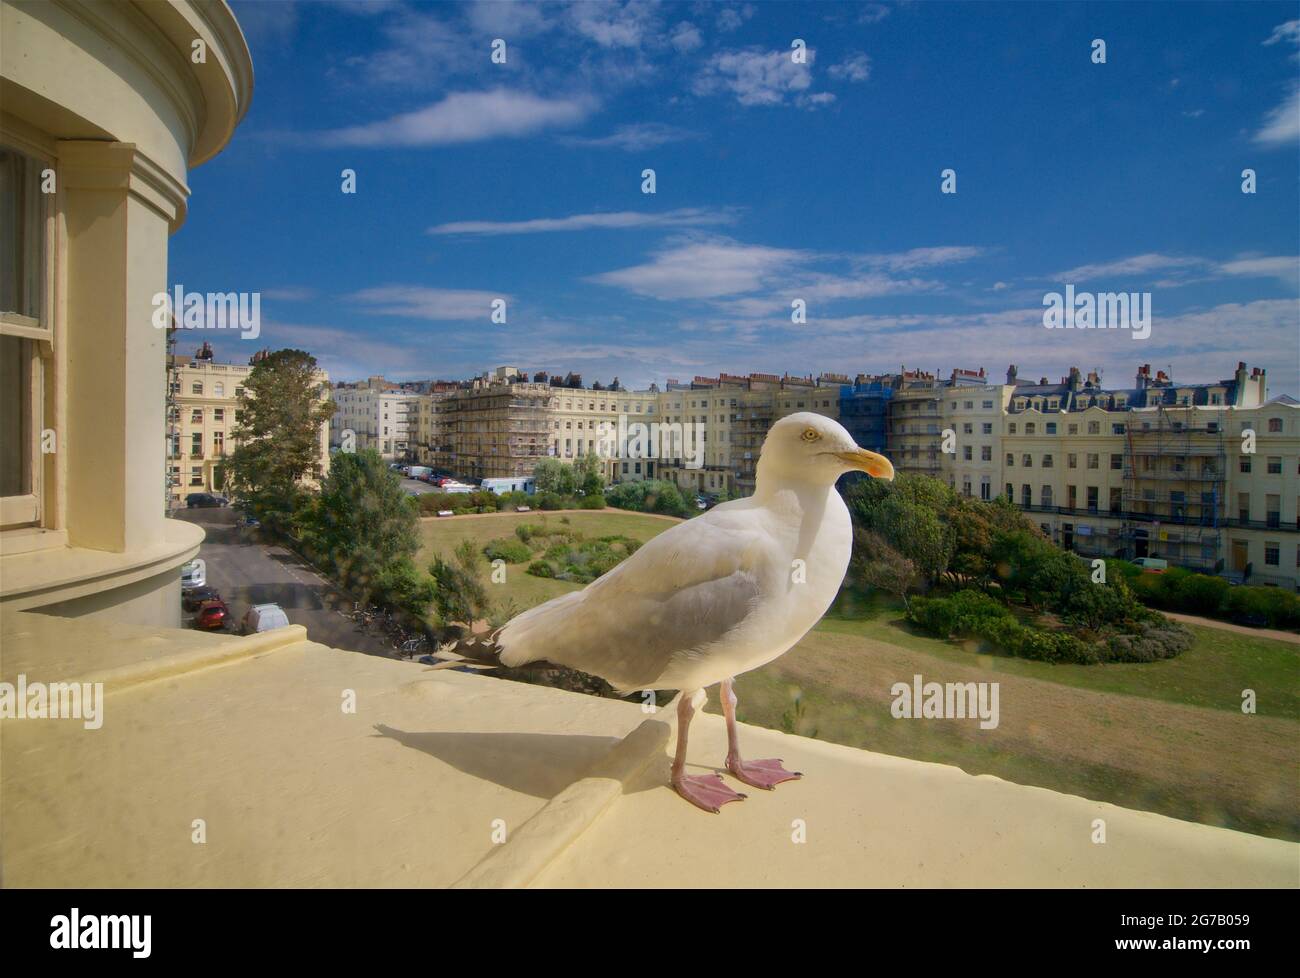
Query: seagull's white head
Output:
[[757, 412, 896, 488]]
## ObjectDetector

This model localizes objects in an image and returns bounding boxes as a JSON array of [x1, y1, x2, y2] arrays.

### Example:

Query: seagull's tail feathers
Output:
[[494, 590, 586, 669], [425, 628, 507, 670]]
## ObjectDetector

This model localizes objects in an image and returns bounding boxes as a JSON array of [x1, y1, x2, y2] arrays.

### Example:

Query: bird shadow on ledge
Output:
[[372, 723, 659, 800]]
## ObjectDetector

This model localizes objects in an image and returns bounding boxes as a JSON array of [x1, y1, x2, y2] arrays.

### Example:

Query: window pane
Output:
[[0, 335, 31, 496], [0, 148, 45, 319]]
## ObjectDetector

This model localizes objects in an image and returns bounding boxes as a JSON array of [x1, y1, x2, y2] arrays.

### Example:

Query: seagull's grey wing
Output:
[[496, 515, 776, 690]]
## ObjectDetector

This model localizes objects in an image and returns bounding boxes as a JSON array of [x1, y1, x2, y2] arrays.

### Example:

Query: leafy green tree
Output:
[[223, 349, 334, 529], [606, 479, 692, 518], [533, 457, 577, 495], [298, 449, 428, 613], [845, 474, 955, 583], [430, 539, 490, 626], [573, 453, 605, 496], [851, 528, 919, 608]]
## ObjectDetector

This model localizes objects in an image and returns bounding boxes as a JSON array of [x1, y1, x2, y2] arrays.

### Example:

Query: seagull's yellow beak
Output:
[[835, 447, 895, 481]]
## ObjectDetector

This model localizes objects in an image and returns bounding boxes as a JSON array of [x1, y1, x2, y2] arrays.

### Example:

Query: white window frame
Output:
[[1, 141, 55, 529]]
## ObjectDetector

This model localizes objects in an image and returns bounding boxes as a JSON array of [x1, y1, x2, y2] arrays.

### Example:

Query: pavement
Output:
[[399, 478, 441, 495], [171, 507, 398, 657]]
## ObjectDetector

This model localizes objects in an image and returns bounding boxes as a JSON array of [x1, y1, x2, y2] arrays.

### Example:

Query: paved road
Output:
[[173, 508, 399, 658], [400, 478, 441, 495]]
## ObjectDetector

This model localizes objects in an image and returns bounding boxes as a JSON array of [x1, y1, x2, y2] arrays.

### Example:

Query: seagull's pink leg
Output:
[[722, 678, 803, 790], [671, 690, 746, 813]]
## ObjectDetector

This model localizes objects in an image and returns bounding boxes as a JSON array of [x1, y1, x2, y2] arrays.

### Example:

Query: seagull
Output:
[[446, 413, 894, 812]]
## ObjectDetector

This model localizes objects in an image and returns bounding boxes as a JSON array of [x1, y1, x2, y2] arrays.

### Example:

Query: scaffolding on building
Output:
[[1120, 405, 1226, 572], [451, 385, 553, 479], [731, 392, 775, 495]]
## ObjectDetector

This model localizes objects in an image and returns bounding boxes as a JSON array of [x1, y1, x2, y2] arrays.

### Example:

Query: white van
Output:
[[241, 603, 290, 634], [1132, 557, 1169, 572], [181, 560, 205, 590]]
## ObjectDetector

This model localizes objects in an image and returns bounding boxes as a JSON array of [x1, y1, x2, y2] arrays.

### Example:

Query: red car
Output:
[[193, 598, 230, 630]]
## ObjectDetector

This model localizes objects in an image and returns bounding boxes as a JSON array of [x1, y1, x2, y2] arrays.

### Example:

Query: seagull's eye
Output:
[[801, 428, 821, 443]]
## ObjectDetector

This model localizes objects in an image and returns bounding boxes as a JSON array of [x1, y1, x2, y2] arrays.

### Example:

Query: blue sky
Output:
[[172, 0, 1300, 394]]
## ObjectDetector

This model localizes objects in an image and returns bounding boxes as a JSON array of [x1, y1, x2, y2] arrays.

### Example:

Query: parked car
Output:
[[181, 560, 206, 590], [193, 598, 230, 631], [183, 585, 220, 611], [185, 492, 227, 508], [1132, 557, 1169, 573], [241, 603, 290, 635]]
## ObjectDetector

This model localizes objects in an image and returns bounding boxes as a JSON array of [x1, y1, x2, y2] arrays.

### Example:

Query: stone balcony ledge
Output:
[[0, 519, 203, 613], [1, 611, 1295, 889]]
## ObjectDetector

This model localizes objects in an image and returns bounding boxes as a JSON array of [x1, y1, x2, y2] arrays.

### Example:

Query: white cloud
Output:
[[566, 0, 661, 48], [857, 3, 891, 25], [1053, 251, 1298, 289], [670, 21, 703, 53], [829, 53, 872, 83], [428, 207, 736, 236], [1254, 85, 1300, 147], [1218, 255, 1299, 284], [857, 246, 985, 272], [693, 47, 820, 106], [343, 8, 470, 87], [589, 236, 808, 299], [464, 0, 555, 38], [348, 286, 511, 320], [319, 89, 595, 146], [559, 122, 698, 150], [668, 299, 1299, 396], [716, 5, 755, 32], [1054, 253, 1201, 282], [1263, 19, 1300, 50]]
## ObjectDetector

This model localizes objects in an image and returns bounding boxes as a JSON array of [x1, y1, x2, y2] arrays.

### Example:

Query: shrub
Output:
[[483, 537, 532, 563], [578, 493, 607, 509], [907, 589, 1010, 638], [1223, 585, 1300, 628], [537, 491, 564, 511], [1105, 618, 1194, 663], [528, 559, 555, 578]]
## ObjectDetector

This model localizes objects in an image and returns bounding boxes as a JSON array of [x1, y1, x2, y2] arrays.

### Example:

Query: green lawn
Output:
[[420, 519, 1300, 839], [710, 603, 1300, 841], [417, 510, 679, 615], [816, 604, 1299, 720]]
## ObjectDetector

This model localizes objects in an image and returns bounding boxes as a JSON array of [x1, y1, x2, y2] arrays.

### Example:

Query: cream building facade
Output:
[[0, 0, 252, 626], [166, 343, 330, 504], [329, 377, 419, 461], [943, 362, 1299, 589]]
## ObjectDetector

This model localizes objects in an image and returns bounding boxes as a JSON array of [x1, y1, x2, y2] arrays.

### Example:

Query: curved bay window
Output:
[[1, 146, 50, 528]]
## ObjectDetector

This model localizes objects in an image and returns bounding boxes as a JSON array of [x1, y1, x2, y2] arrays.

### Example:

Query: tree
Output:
[[573, 453, 605, 496], [223, 349, 334, 528], [533, 457, 577, 495], [430, 539, 490, 627], [845, 474, 955, 584], [298, 449, 428, 612], [851, 528, 919, 608]]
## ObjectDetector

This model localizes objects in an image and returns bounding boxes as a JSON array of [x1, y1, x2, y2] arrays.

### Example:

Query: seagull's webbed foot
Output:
[[672, 772, 747, 813], [726, 756, 802, 790]]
